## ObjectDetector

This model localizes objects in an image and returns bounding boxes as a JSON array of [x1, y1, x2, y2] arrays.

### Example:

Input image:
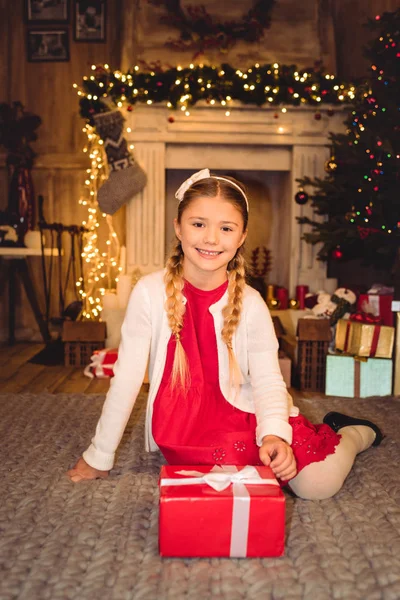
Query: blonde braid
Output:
[[164, 240, 189, 388], [221, 251, 247, 390]]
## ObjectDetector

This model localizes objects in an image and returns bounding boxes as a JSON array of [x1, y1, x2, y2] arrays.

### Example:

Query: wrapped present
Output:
[[326, 354, 392, 398], [159, 464, 285, 558], [357, 293, 394, 327], [335, 318, 394, 358], [84, 347, 118, 379], [84, 348, 150, 383]]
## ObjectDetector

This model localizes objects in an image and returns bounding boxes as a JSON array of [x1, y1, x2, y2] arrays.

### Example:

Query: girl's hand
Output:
[[259, 435, 297, 481], [67, 457, 109, 483]]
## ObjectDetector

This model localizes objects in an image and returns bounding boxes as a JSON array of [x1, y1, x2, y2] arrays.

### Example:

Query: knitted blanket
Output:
[[1, 392, 399, 600]]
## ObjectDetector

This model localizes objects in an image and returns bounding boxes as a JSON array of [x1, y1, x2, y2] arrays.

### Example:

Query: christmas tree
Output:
[[297, 9, 400, 272]]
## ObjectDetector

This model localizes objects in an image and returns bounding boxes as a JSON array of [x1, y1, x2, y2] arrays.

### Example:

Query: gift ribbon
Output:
[[350, 312, 382, 324], [83, 350, 117, 379], [160, 465, 278, 557], [343, 319, 381, 357], [354, 359, 361, 397]]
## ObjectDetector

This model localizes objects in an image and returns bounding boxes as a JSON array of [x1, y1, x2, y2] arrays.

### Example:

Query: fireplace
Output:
[[125, 104, 345, 295]]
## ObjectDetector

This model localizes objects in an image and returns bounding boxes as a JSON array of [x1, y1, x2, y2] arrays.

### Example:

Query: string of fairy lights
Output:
[[76, 62, 356, 123], [77, 123, 121, 319], [73, 61, 358, 319]]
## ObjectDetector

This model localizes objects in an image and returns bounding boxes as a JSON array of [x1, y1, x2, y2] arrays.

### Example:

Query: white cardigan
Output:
[[83, 270, 299, 471]]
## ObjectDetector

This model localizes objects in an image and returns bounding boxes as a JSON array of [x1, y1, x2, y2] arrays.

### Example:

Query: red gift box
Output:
[[357, 294, 394, 327], [84, 348, 118, 378], [159, 464, 285, 558]]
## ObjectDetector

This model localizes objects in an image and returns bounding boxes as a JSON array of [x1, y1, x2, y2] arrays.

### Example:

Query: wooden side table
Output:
[[0, 247, 57, 345]]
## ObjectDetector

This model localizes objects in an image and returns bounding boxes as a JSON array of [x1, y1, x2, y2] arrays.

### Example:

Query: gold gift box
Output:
[[336, 318, 394, 359]]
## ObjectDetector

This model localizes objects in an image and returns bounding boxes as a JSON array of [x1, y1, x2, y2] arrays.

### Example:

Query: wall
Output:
[[0, 0, 398, 340]]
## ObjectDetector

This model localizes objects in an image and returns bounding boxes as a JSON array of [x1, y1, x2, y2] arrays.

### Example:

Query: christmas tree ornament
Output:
[[294, 189, 309, 205], [289, 298, 300, 309], [324, 158, 337, 173], [93, 110, 147, 215], [314, 112, 322, 120], [168, 116, 175, 123], [332, 246, 343, 260]]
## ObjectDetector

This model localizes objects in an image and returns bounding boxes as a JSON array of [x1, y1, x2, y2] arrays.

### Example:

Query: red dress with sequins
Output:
[[152, 280, 340, 481]]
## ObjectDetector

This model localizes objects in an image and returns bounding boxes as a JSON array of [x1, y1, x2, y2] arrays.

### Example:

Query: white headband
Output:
[[175, 168, 249, 212]]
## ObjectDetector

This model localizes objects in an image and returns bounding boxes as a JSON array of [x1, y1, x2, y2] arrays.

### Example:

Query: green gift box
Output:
[[326, 354, 392, 398]]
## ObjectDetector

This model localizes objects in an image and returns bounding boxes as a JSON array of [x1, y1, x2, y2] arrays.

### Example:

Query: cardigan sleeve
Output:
[[82, 278, 152, 470], [246, 292, 293, 446]]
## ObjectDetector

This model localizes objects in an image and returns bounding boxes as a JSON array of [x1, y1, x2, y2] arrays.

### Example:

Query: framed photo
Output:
[[25, 0, 69, 24], [74, 0, 106, 42], [27, 29, 70, 62]]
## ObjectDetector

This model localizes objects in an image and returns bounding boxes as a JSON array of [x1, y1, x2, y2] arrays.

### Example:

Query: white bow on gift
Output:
[[175, 168, 211, 202], [160, 464, 278, 492]]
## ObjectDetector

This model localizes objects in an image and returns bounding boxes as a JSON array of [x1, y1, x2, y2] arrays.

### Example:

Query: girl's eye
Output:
[[193, 222, 204, 228], [221, 227, 233, 232]]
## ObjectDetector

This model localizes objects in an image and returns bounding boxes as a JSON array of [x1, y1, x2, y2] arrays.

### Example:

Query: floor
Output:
[[0, 342, 111, 394], [0, 342, 318, 405]]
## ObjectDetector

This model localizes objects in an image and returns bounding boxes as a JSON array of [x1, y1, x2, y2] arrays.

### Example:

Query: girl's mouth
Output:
[[196, 248, 223, 257]]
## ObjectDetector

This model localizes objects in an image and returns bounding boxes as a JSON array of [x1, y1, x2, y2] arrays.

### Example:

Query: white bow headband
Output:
[[175, 168, 249, 212]]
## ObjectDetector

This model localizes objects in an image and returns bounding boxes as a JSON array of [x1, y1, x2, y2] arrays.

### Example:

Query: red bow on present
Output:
[[350, 312, 382, 325]]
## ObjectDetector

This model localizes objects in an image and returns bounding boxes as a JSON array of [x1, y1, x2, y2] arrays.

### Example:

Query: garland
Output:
[[148, 0, 276, 55], [76, 62, 356, 122]]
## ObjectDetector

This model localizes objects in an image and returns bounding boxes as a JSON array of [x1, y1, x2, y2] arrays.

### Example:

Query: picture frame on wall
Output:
[[27, 29, 70, 62], [74, 0, 106, 42], [25, 0, 69, 24]]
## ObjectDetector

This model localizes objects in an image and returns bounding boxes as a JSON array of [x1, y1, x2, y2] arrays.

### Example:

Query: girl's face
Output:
[[174, 195, 247, 288]]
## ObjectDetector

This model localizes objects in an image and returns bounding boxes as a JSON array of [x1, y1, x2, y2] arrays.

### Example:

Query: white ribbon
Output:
[[175, 168, 211, 202], [174, 169, 249, 212], [83, 351, 110, 379], [160, 465, 278, 557]]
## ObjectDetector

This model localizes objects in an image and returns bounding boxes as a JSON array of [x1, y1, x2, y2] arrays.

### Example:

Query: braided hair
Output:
[[164, 175, 249, 389]]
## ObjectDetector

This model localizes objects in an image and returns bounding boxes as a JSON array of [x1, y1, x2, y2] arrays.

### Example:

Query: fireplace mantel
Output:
[[125, 104, 346, 295]]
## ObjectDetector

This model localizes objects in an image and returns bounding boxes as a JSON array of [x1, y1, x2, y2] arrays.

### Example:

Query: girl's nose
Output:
[[204, 227, 219, 244]]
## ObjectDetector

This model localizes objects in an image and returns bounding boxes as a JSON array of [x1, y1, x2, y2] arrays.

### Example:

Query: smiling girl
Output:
[[68, 169, 383, 500]]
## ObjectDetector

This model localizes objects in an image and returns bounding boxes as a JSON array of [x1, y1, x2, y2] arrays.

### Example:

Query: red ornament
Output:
[[127, 105, 133, 112], [274, 113, 279, 119], [327, 109, 334, 117], [332, 247, 343, 260], [168, 116, 175, 123], [314, 112, 321, 121], [294, 190, 309, 205]]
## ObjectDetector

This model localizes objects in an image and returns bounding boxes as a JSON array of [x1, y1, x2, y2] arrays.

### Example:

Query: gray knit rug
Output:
[[1, 392, 400, 600]]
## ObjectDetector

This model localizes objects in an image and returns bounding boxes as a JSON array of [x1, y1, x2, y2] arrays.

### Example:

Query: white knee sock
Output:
[[288, 425, 377, 501]]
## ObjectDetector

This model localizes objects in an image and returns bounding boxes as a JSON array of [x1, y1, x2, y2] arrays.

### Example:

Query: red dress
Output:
[[152, 279, 340, 483]]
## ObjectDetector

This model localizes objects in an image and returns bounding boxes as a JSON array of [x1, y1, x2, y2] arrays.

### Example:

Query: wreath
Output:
[[148, 0, 276, 55]]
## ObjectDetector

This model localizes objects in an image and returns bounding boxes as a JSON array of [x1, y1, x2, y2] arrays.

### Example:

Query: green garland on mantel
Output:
[[76, 62, 356, 123]]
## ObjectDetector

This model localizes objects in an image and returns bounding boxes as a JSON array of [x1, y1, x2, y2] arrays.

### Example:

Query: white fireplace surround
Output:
[[125, 104, 346, 295]]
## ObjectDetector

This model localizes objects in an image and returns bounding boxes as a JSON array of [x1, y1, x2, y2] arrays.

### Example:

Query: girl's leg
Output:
[[288, 425, 376, 500]]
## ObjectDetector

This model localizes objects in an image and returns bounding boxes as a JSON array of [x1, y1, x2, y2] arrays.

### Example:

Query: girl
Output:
[[68, 169, 383, 500]]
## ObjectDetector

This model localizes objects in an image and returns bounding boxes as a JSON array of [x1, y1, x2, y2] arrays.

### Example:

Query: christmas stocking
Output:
[[93, 110, 147, 215]]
